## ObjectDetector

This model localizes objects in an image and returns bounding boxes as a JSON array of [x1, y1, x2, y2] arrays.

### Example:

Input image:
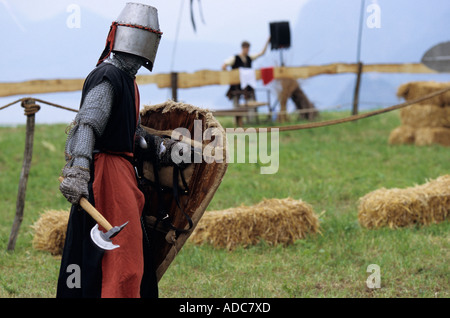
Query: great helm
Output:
[[97, 2, 163, 71]]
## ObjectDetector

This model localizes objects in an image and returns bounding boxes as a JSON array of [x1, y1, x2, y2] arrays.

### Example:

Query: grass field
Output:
[[0, 110, 448, 298]]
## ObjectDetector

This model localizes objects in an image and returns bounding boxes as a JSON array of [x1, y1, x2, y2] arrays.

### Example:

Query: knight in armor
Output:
[[57, 3, 176, 298]]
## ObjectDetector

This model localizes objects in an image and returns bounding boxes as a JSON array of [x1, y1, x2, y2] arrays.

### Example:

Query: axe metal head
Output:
[[90, 221, 129, 251]]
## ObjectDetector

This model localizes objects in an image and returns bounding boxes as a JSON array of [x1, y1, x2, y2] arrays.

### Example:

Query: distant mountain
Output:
[[0, 5, 238, 79], [293, 0, 450, 65], [2, 0, 450, 124], [289, 0, 450, 109], [1, 6, 110, 81], [337, 74, 399, 109], [292, 0, 360, 65], [361, 0, 450, 64]]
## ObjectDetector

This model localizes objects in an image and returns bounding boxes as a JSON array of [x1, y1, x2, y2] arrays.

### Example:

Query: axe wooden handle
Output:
[[79, 198, 113, 231], [59, 177, 113, 231]]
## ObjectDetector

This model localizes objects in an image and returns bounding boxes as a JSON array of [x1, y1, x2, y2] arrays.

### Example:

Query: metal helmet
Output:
[[97, 2, 163, 71]]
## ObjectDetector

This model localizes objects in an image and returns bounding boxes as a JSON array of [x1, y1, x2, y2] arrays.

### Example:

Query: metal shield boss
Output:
[[113, 2, 162, 71]]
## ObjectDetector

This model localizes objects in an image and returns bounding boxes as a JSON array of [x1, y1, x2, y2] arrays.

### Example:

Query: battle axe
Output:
[[58, 177, 128, 250]]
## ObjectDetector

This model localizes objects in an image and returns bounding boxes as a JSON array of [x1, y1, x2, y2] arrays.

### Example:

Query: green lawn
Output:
[[0, 110, 448, 298]]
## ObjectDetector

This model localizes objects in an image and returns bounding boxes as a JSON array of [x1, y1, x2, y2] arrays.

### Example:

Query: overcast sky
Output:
[[2, 0, 449, 125], [0, 0, 312, 124], [3, 0, 309, 45]]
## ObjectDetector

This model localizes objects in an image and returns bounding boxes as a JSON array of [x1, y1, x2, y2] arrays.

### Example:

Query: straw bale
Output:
[[388, 125, 415, 145], [31, 209, 69, 256], [400, 104, 450, 128], [190, 198, 321, 250], [358, 175, 450, 229], [397, 81, 450, 106], [415, 127, 450, 147]]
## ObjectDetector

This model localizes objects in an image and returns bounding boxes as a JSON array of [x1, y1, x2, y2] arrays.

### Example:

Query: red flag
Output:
[[261, 67, 274, 85]]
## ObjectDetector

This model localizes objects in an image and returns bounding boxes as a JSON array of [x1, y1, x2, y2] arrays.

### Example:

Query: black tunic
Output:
[[56, 62, 158, 298], [226, 55, 256, 100]]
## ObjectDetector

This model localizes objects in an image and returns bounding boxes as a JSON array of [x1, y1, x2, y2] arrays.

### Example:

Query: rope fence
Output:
[[0, 97, 78, 114], [266, 86, 450, 132], [1, 98, 75, 251], [3, 85, 450, 131], [215, 86, 450, 133]]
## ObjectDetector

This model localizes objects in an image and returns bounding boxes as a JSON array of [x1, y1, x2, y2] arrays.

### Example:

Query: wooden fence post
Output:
[[171, 72, 178, 102], [352, 62, 363, 115], [7, 99, 39, 251]]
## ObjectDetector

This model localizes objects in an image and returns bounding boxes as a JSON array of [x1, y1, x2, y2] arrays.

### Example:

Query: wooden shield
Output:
[[139, 100, 228, 282]]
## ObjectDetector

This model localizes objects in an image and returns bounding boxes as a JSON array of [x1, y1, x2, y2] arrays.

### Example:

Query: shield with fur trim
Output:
[[139, 100, 228, 282]]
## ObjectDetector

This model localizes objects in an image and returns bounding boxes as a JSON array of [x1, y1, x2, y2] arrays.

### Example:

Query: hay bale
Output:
[[388, 125, 415, 145], [400, 104, 450, 128], [190, 198, 321, 250], [31, 210, 69, 256], [415, 127, 450, 147], [390, 81, 450, 146], [358, 175, 450, 229], [397, 81, 450, 106]]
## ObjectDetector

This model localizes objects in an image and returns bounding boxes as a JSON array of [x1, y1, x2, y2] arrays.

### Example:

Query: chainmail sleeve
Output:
[[65, 80, 115, 170]]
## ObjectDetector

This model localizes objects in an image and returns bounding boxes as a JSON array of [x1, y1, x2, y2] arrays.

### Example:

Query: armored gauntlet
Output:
[[59, 166, 90, 204]]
